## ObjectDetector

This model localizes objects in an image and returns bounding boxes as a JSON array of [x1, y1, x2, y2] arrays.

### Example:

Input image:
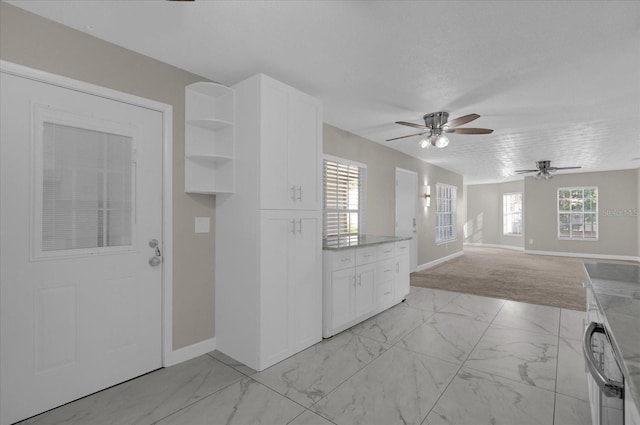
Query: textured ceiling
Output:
[[8, 0, 640, 184]]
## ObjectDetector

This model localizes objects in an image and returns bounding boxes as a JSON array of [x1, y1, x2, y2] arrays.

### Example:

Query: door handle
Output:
[[148, 239, 162, 267], [583, 321, 623, 398]]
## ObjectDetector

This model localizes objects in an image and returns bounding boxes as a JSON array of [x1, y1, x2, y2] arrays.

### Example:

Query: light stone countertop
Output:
[[584, 262, 640, 409], [322, 234, 411, 250]]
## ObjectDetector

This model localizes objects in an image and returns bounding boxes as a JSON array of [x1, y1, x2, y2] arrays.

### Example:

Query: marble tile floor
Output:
[[19, 286, 591, 425]]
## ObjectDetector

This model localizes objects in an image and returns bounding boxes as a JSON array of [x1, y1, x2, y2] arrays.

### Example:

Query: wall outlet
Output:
[[528, 239, 534, 245]]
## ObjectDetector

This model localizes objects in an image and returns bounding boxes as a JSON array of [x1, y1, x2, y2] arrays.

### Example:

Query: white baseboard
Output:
[[524, 250, 640, 263], [164, 337, 217, 367], [416, 250, 464, 272], [464, 242, 524, 251]]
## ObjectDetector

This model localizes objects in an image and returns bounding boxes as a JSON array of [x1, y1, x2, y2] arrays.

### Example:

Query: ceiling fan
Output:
[[386, 111, 493, 149], [515, 160, 582, 180]]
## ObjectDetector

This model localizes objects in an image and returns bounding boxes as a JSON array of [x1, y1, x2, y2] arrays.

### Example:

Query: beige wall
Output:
[[323, 124, 464, 266], [638, 168, 640, 257], [464, 180, 525, 249], [0, 3, 215, 349], [524, 169, 638, 257]]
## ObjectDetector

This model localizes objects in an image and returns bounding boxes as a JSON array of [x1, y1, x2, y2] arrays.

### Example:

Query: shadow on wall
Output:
[[464, 213, 484, 243]]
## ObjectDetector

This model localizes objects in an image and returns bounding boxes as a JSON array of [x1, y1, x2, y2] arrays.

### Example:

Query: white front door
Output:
[[1, 71, 164, 424], [395, 168, 418, 272]]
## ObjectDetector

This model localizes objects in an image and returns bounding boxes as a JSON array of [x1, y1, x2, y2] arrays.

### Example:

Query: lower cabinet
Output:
[[260, 210, 322, 368], [323, 240, 410, 338]]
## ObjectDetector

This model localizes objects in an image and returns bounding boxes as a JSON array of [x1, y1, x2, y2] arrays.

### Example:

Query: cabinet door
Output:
[[260, 79, 291, 209], [355, 263, 376, 317], [331, 268, 355, 330], [395, 255, 410, 301], [259, 212, 293, 367], [291, 213, 322, 351], [288, 90, 321, 210]]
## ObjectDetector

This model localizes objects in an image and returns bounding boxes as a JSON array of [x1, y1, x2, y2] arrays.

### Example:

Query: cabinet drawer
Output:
[[377, 242, 396, 260], [329, 249, 355, 270], [356, 246, 377, 265], [396, 240, 410, 256], [378, 281, 394, 309], [377, 259, 396, 284]]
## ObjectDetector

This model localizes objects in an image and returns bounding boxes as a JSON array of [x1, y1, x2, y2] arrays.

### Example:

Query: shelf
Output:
[[186, 154, 233, 163], [184, 81, 235, 195], [187, 82, 233, 98], [187, 118, 233, 131]]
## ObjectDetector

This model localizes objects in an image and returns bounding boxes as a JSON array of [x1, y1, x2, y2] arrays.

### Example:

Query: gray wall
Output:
[[523, 169, 638, 257], [466, 170, 638, 258], [0, 3, 215, 350], [464, 180, 525, 249], [324, 124, 464, 266]]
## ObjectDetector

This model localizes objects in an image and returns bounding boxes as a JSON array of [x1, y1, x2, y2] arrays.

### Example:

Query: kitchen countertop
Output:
[[322, 234, 411, 250], [584, 262, 640, 408]]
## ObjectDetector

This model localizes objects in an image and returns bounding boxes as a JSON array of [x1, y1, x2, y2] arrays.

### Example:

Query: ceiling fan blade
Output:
[[444, 113, 480, 128], [446, 127, 493, 134], [396, 121, 429, 130], [514, 170, 539, 173], [386, 131, 428, 142], [549, 166, 582, 170]]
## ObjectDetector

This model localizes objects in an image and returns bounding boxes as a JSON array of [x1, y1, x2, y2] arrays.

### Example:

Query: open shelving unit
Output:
[[185, 82, 235, 194]]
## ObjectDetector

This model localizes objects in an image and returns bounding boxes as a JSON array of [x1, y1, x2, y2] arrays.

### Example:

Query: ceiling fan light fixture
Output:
[[419, 137, 430, 149], [435, 134, 449, 148]]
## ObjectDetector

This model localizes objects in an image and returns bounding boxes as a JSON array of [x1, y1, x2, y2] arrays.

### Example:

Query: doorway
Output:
[[395, 168, 418, 272]]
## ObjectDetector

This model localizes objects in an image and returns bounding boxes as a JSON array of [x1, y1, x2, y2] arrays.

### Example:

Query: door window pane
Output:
[[42, 122, 133, 251]]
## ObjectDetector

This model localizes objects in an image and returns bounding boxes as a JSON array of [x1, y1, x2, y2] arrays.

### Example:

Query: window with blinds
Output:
[[323, 157, 366, 240], [436, 183, 457, 243], [41, 122, 134, 253], [503, 192, 523, 235]]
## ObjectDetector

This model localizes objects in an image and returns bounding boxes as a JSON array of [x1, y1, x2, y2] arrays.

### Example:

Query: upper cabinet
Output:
[[184, 82, 235, 194], [253, 75, 322, 210]]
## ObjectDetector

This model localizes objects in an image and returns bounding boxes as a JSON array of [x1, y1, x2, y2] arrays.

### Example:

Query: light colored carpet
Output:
[[410, 246, 631, 311]]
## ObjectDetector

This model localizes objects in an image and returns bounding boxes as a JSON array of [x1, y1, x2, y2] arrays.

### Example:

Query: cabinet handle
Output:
[[291, 219, 296, 235], [352, 276, 357, 286], [384, 269, 392, 273], [357, 275, 362, 285], [297, 185, 303, 202], [291, 185, 297, 201], [396, 262, 400, 272], [297, 218, 302, 234]]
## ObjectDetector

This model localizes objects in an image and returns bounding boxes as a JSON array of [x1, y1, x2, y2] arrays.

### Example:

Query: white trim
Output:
[[524, 249, 639, 263], [164, 337, 217, 367], [464, 242, 524, 251], [323, 153, 367, 169], [416, 250, 464, 271], [0, 60, 175, 367]]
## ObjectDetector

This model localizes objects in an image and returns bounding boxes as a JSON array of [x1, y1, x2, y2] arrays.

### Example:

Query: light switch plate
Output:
[[195, 217, 210, 233]]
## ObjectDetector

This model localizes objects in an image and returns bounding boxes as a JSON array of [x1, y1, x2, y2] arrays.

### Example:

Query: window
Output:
[[436, 183, 457, 243], [323, 156, 366, 241], [503, 192, 523, 235], [558, 187, 598, 240]]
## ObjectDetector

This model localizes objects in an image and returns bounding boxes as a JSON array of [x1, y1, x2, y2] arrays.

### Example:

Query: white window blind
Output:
[[436, 183, 457, 243], [42, 122, 134, 251], [323, 158, 366, 240], [503, 192, 523, 235]]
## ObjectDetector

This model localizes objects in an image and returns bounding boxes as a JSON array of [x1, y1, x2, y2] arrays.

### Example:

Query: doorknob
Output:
[[149, 239, 162, 267]]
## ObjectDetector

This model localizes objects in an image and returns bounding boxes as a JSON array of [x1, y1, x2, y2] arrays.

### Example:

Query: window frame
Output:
[[557, 186, 599, 241], [435, 182, 457, 244], [322, 154, 367, 241], [502, 192, 523, 236]]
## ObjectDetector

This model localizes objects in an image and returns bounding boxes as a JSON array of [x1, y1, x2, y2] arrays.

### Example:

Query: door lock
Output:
[[148, 239, 162, 267]]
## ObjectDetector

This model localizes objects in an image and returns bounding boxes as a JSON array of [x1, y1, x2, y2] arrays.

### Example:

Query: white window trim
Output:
[[502, 192, 523, 237], [435, 182, 457, 244], [322, 154, 367, 238], [557, 186, 599, 241]]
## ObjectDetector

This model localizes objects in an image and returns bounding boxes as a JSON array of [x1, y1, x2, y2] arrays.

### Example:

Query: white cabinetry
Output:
[[323, 239, 411, 338], [184, 82, 234, 194], [259, 76, 321, 211], [215, 74, 322, 371]]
